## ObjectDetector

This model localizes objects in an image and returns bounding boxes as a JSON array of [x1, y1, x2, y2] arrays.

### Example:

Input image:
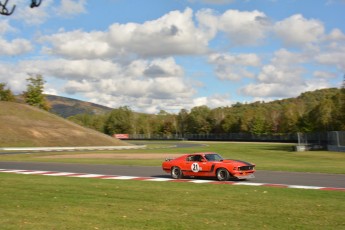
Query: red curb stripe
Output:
[[0, 169, 344, 192], [132, 177, 154, 181]]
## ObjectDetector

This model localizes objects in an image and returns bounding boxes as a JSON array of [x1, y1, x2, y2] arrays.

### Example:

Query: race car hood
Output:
[[222, 159, 255, 167]]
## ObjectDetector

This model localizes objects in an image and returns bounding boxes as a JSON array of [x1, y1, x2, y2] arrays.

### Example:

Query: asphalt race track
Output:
[[0, 161, 344, 189]]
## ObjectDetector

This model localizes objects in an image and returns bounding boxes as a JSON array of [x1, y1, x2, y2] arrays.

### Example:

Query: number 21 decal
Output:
[[191, 163, 200, 172]]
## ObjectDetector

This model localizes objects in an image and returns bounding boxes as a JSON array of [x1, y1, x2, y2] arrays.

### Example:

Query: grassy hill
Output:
[[46, 95, 113, 118], [0, 101, 130, 147]]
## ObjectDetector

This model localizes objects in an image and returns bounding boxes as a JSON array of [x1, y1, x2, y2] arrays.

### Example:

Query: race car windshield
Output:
[[204, 153, 223, 162]]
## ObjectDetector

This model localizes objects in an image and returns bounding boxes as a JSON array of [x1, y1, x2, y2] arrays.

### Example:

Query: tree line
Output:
[[1, 75, 345, 135], [68, 87, 345, 136]]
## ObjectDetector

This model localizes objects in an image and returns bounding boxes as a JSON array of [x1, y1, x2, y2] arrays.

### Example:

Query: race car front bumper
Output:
[[234, 173, 255, 180]]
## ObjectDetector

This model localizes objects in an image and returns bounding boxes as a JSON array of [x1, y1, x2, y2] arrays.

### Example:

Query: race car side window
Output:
[[194, 155, 203, 162], [187, 155, 203, 162], [187, 156, 193, 161]]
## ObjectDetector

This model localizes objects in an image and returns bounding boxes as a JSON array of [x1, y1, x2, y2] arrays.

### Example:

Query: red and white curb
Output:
[[1, 169, 344, 192]]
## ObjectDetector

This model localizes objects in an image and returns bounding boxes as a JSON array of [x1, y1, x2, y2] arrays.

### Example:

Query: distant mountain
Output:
[[46, 95, 113, 118]]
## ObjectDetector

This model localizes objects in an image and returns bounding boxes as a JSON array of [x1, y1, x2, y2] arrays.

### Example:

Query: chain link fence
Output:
[[327, 131, 345, 152], [127, 131, 345, 152], [128, 133, 297, 142], [296, 131, 345, 152]]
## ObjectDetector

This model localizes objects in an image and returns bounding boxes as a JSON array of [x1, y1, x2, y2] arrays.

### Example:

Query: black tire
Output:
[[171, 166, 183, 179], [216, 168, 230, 181]]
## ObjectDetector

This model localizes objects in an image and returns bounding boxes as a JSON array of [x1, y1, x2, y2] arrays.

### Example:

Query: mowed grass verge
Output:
[[1, 173, 344, 230], [1, 141, 345, 174]]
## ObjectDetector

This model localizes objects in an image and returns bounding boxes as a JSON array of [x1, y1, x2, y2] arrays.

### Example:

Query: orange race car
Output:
[[162, 152, 255, 181]]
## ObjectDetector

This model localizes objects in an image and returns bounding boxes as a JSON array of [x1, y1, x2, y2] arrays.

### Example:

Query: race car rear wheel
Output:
[[171, 166, 183, 179], [216, 168, 230, 181]]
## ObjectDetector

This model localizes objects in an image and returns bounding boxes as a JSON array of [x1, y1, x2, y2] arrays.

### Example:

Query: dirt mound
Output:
[[0, 102, 129, 147], [39, 153, 182, 159]]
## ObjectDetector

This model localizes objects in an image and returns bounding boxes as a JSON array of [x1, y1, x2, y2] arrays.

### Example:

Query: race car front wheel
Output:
[[216, 168, 230, 181], [171, 166, 183, 179]]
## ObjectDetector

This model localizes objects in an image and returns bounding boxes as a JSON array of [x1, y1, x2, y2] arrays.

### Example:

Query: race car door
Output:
[[183, 155, 213, 176]]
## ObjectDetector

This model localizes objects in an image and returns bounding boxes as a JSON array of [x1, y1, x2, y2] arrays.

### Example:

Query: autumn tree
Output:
[[104, 106, 134, 135], [185, 106, 212, 134], [23, 74, 50, 111], [177, 109, 189, 136], [0, 83, 15, 101], [309, 98, 335, 131]]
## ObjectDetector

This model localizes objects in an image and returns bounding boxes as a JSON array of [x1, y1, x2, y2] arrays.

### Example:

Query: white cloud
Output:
[[64, 79, 93, 94], [257, 64, 304, 84], [143, 58, 184, 78], [256, 48, 310, 84], [0, 38, 32, 55], [17, 57, 196, 113], [19, 59, 121, 80], [193, 94, 233, 108], [274, 14, 325, 47], [0, 20, 16, 35], [55, 0, 87, 16], [208, 52, 260, 80], [13, 0, 54, 25], [218, 9, 271, 46], [315, 52, 345, 71], [40, 30, 111, 59], [313, 71, 337, 79], [10, 0, 85, 24], [195, 9, 219, 41], [107, 8, 210, 57], [240, 79, 330, 99], [326, 28, 345, 41], [40, 8, 211, 59]]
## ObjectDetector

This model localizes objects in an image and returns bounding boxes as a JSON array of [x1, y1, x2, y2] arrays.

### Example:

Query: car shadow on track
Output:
[[151, 174, 247, 182]]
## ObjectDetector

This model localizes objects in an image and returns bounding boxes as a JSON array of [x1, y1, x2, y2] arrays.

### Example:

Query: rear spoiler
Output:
[[165, 158, 174, 161]]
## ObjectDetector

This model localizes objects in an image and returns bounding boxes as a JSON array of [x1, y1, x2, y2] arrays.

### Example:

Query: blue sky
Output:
[[1, 0, 344, 113]]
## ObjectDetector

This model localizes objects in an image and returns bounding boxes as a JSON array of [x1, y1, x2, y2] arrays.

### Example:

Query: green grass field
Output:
[[1, 141, 345, 229], [1, 173, 344, 230], [1, 141, 345, 174]]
